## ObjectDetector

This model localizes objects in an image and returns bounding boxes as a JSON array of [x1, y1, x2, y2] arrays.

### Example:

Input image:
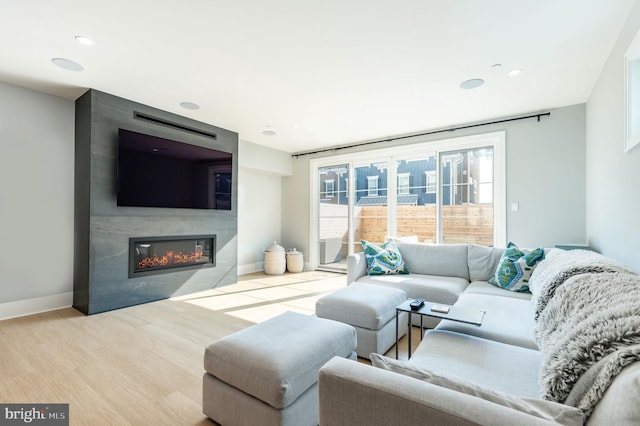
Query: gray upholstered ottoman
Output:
[[203, 311, 357, 426], [316, 283, 408, 358]]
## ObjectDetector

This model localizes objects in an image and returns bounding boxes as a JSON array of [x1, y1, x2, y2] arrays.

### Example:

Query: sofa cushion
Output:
[[464, 281, 532, 300], [361, 240, 409, 275], [395, 242, 470, 280], [409, 330, 541, 397], [468, 245, 505, 281], [356, 273, 468, 305], [435, 292, 538, 349], [370, 353, 583, 426], [315, 282, 407, 330], [489, 243, 545, 293]]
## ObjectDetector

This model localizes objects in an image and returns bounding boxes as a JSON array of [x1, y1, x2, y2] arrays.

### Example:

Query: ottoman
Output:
[[316, 283, 408, 358], [203, 311, 357, 426]]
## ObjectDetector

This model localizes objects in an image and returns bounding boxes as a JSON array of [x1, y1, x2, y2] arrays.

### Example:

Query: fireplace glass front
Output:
[[129, 235, 216, 277]]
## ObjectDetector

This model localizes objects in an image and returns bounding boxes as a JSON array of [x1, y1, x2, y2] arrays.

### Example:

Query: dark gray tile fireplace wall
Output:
[[73, 89, 238, 315]]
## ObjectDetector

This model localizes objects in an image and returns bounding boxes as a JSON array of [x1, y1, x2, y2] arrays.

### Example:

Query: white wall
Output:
[[0, 82, 75, 318], [282, 103, 587, 265], [505, 104, 586, 246], [237, 140, 291, 274], [587, 0, 640, 273], [240, 138, 292, 176], [0, 85, 293, 318]]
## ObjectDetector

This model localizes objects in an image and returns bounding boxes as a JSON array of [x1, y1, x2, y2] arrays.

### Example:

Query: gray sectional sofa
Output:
[[319, 243, 640, 425]]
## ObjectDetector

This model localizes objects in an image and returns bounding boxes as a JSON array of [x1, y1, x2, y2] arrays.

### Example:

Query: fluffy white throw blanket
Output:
[[535, 271, 640, 417], [529, 249, 633, 321]]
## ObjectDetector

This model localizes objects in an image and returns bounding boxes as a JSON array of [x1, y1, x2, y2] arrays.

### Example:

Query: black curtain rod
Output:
[[292, 112, 551, 158]]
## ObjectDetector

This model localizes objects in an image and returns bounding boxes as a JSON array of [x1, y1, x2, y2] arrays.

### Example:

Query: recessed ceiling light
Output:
[[508, 68, 522, 77], [75, 35, 94, 46], [292, 124, 301, 129], [51, 57, 84, 72], [262, 130, 277, 136], [180, 102, 200, 110], [491, 63, 502, 69], [459, 78, 484, 90]]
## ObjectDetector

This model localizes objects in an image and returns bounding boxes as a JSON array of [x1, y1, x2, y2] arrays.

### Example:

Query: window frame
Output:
[[324, 179, 335, 198], [425, 170, 436, 194], [367, 176, 379, 196], [625, 29, 640, 152], [309, 131, 506, 270], [397, 172, 410, 195]]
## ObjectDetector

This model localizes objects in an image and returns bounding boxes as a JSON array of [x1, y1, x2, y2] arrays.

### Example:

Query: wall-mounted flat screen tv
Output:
[[117, 129, 232, 210]]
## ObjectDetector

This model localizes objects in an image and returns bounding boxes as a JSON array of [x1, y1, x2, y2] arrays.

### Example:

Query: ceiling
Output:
[[1, 1, 635, 154]]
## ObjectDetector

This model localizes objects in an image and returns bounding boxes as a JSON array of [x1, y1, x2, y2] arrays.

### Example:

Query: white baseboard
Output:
[[237, 262, 264, 276], [0, 292, 73, 321], [237, 261, 316, 276]]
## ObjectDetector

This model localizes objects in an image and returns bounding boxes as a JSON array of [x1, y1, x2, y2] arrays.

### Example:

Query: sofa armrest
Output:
[[319, 357, 568, 426], [347, 253, 367, 284]]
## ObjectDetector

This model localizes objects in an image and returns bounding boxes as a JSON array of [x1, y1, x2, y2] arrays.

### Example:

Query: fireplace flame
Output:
[[136, 249, 205, 270]]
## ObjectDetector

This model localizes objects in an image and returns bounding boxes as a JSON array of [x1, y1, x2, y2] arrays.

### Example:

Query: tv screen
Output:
[[117, 129, 232, 210]]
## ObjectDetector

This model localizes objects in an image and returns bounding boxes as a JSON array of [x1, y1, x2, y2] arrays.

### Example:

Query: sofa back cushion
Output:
[[395, 243, 469, 281], [467, 245, 505, 282]]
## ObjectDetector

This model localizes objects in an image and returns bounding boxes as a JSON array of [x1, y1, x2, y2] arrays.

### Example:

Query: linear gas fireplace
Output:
[[129, 235, 216, 278]]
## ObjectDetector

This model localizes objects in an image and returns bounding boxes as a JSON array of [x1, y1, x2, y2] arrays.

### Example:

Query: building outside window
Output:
[[324, 179, 335, 198], [425, 170, 436, 194], [367, 176, 379, 196], [398, 173, 410, 195]]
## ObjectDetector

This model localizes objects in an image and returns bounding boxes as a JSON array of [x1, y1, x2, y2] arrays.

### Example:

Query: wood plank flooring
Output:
[[0, 271, 418, 425]]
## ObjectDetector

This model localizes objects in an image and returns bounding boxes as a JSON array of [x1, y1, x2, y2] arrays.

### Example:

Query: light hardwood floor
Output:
[[0, 271, 417, 425]]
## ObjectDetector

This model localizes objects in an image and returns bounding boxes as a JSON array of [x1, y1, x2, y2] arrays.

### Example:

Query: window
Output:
[[625, 30, 640, 152], [367, 176, 379, 196], [425, 170, 436, 194], [310, 131, 505, 270], [440, 147, 494, 245], [324, 179, 335, 198], [317, 165, 349, 271], [398, 173, 410, 195], [396, 158, 434, 242]]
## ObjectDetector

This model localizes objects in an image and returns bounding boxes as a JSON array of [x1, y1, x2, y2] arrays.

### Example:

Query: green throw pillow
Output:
[[488, 242, 545, 293], [361, 240, 410, 275]]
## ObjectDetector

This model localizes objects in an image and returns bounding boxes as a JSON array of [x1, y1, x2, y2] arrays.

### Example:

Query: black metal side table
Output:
[[395, 299, 485, 359]]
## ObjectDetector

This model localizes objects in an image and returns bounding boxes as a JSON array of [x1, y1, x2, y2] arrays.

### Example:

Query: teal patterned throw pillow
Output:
[[361, 240, 410, 275], [488, 242, 545, 293]]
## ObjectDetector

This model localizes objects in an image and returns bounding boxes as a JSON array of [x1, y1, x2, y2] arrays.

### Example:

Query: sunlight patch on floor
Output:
[[170, 271, 348, 324], [185, 293, 262, 311], [281, 294, 326, 311], [225, 304, 312, 323], [246, 286, 308, 301], [285, 278, 346, 293]]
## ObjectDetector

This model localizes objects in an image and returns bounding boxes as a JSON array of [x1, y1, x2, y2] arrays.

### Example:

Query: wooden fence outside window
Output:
[[319, 204, 494, 259]]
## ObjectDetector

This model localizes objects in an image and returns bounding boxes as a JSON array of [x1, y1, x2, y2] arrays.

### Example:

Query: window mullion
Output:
[[347, 164, 355, 256], [435, 151, 442, 244], [387, 158, 397, 239]]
